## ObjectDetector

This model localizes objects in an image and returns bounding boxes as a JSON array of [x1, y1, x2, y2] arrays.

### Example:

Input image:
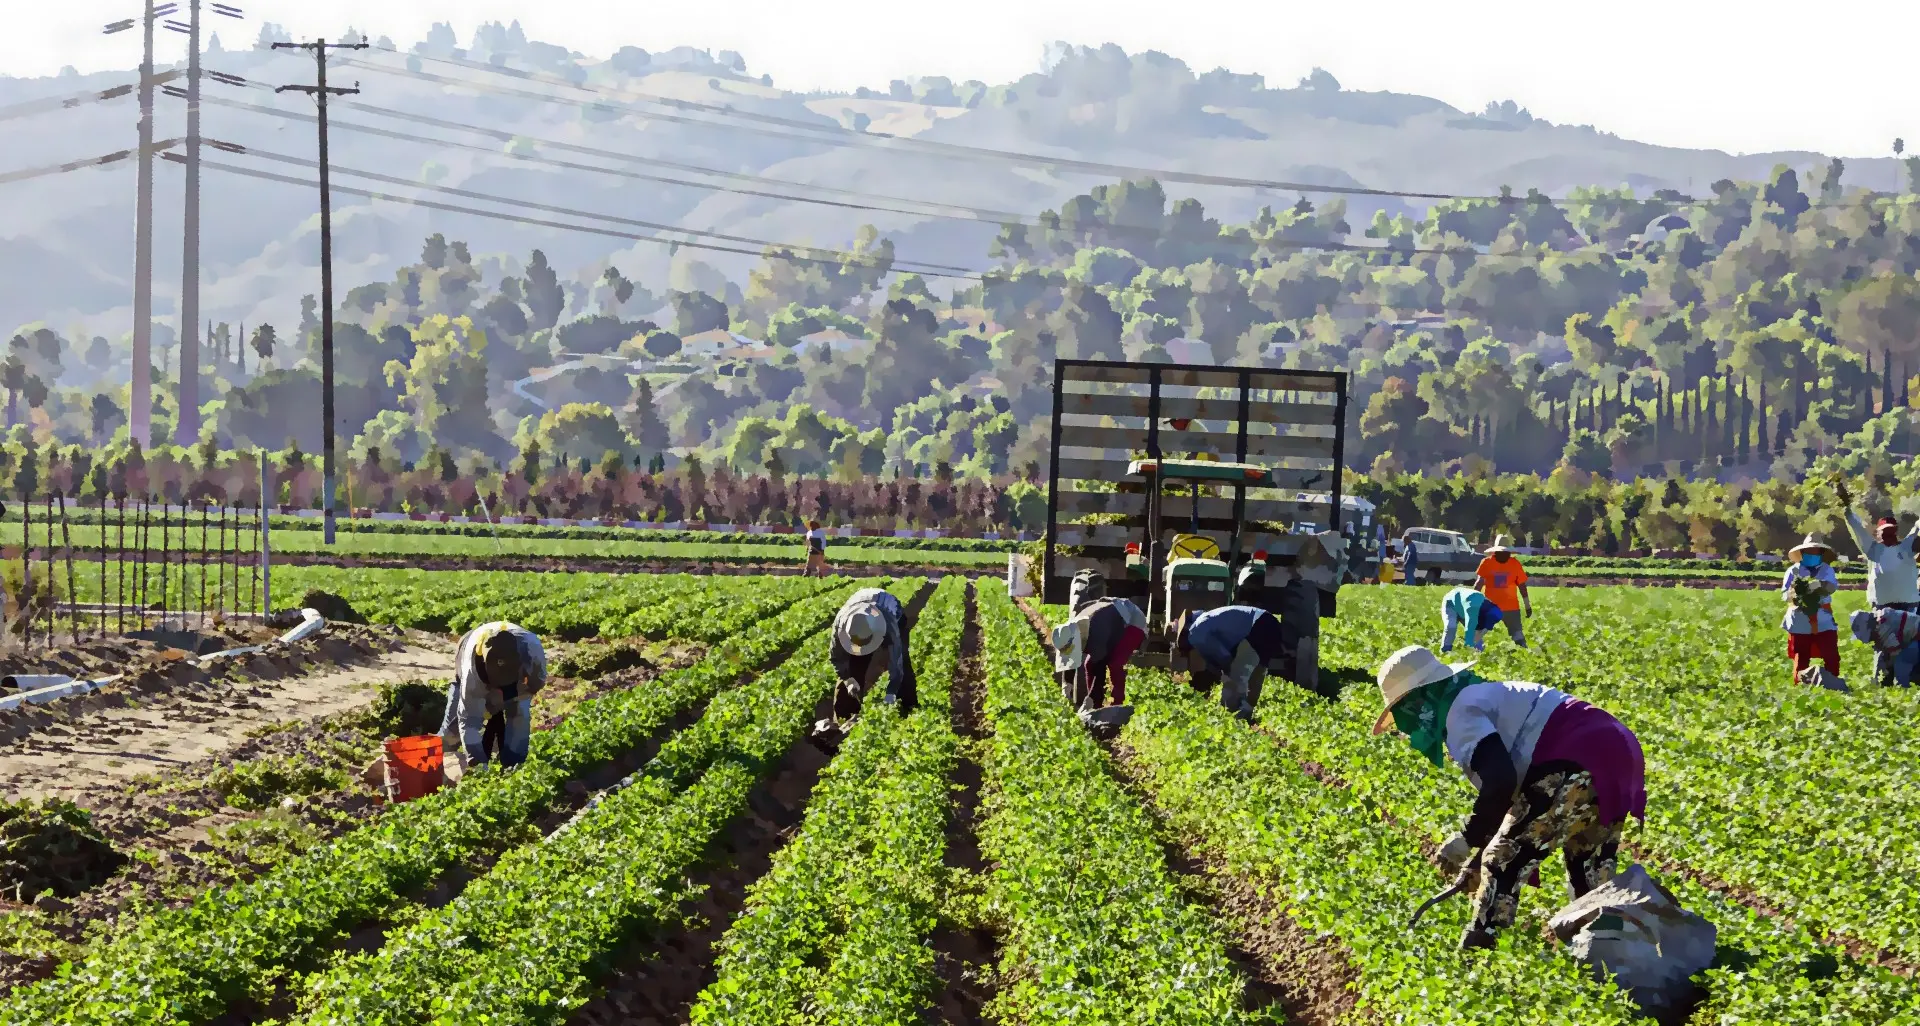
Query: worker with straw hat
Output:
[[1781, 534, 1840, 683], [827, 587, 917, 725], [1473, 535, 1530, 648], [1372, 644, 1646, 950]]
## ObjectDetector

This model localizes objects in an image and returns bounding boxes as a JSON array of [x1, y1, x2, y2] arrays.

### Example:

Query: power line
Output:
[[341, 51, 1473, 201], [0, 73, 180, 125], [162, 151, 992, 280], [209, 140, 980, 275], [189, 87, 1580, 262], [0, 143, 178, 186], [341, 46, 1915, 214]]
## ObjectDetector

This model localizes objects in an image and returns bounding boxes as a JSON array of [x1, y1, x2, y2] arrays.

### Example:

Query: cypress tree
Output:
[[1884, 351, 1896, 414], [1702, 378, 1716, 462], [1738, 378, 1752, 462], [1757, 379, 1770, 456], [1724, 374, 1737, 459]]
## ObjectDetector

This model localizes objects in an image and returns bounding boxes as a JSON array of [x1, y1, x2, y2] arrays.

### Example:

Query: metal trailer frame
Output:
[[1041, 359, 1349, 609]]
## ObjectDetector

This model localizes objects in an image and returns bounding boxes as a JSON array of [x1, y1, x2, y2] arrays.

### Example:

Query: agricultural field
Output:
[[0, 569, 1909, 1025], [0, 514, 1012, 569]]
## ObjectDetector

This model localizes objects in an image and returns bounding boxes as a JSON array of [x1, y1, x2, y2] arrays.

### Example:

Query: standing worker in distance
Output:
[[441, 621, 548, 776], [828, 587, 917, 723], [803, 519, 829, 577], [1439, 585, 1505, 654], [1780, 534, 1841, 683], [1838, 481, 1920, 686], [1173, 605, 1287, 722], [1473, 536, 1530, 648], [1372, 645, 1647, 951]]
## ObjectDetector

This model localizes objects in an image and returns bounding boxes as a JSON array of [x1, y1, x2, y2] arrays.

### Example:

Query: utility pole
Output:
[[174, 0, 200, 446], [274, 38, 365, 546], [164, 1, 241, 446], [104, 3, 177, 449]]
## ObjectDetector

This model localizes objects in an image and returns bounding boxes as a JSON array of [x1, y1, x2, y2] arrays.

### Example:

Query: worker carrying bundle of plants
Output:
[[441, 620, 548, 774], [1051, 570, 1146, 710], [1849, 606, 1920, 687], [1173, 605, 1288, 721], [1372, 644, 1647, 951], [828, 587, 917, 724], [1439, 585, 1504, 654], [1780, 534, 1841, 683]]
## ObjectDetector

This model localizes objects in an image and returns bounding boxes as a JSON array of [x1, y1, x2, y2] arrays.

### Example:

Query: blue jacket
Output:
[[1443, 587, 1502, 650], [1184, 605, 1268, 672]]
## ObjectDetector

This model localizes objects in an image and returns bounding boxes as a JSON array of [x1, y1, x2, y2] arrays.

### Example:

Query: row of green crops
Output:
[[0, 519, 1007, 566], [0, 580, 866, 1025], [1307, 587, 1920, 1023], [688, 575, 967, 1026], [974, 581, 1259, 1025], [259, 567, 845, 640], [280, 578, 928, 1025], [1109, 664, 1646, 1024]]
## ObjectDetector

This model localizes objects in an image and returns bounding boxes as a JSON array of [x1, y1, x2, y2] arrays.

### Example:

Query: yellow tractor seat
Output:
[[1167, 533, 1221, 563]]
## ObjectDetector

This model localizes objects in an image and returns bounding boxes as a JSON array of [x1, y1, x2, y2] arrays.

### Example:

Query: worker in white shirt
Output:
[[1839, 481, 1920, 686]]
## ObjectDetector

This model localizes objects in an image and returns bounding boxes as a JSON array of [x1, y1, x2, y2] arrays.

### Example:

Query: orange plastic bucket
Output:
[[382, 735, 445, 802]]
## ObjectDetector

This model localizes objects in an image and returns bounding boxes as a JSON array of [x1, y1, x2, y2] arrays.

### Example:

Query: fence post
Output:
[[260, 449, 271, 616]]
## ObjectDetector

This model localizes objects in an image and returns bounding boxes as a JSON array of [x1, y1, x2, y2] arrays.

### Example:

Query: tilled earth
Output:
[[0, 632, 702, 999]]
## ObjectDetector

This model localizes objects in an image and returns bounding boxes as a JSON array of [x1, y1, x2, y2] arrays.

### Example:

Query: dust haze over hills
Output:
[[0, 20, 1888, 351]]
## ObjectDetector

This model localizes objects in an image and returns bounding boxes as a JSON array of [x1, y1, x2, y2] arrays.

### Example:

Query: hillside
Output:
[[0, 24, 1890, 337]]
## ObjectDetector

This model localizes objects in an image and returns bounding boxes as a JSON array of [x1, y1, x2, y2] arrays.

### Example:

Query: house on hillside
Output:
[[679, 329, 765, 360]]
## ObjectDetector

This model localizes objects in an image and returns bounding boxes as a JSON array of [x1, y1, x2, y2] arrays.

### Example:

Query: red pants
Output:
[[1787, 630, 1838, 674], [1085, 625, 1147, 706]]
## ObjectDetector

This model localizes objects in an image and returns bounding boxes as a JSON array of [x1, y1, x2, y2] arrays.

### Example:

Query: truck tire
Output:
[[1294, 636, 1324, 698], [1427, 567, 1442, 585]]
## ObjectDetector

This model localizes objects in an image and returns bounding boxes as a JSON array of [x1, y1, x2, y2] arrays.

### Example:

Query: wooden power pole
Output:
[[273, 38, 365, 546]]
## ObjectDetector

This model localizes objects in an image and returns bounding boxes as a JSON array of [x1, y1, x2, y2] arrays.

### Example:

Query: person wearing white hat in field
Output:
[[828, 587, 917, 723], [1372, 644, 1646, 951], [1780, 534, 1840, 683], [1472, 535, 1530, 648]]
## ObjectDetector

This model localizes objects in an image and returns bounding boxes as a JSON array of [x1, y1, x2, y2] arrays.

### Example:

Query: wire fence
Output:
[[3, 491, 270, 651]]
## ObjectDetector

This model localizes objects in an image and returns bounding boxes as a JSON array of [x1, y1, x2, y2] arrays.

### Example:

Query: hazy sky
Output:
[[9, 1, 1913, 159]]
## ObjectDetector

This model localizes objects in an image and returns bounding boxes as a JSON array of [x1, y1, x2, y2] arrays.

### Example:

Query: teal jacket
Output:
[[1443, 587, 1498, 650]]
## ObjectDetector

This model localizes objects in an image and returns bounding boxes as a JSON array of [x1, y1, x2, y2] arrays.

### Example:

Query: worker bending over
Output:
[[441, 621, 548, 773], [1472, 536, 1530, 647], [1174, 605, 1287, 722], [1373, 645, 1646, 951], [829, 587, 917, 722], [1052, 571, 1146, 710], [1439, 586, 1505, 654], [1851, 607, 1920, 687]]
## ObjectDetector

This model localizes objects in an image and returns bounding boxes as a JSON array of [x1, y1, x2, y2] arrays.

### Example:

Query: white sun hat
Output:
[[1371, 644, 1474, 735], [837, 607, 887, 657]]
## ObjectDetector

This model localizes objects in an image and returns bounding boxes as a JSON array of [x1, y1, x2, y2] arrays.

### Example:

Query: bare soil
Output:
[[0, 629, 448, 801], [0, 639, 705, 1001], [928, 581, 999, 1026]]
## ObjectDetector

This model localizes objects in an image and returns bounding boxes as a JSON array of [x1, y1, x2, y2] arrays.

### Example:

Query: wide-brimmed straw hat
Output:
[[1484, 534, 1514, 555], [1371, 644, 1474, 735], [836, 607, 886, 656], [1788, 534, 1837, 561]]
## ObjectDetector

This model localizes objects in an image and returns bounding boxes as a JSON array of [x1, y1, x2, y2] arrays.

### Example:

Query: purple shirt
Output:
[[1530, 697, 1646, 827]]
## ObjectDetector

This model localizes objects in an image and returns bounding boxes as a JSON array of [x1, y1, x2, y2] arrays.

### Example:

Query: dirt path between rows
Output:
[[0, 641, 451, 802], [928, 581, 999, 1026]]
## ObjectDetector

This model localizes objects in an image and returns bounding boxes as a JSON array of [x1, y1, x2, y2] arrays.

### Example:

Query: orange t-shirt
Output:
[[1476, 556, 1528, 611]]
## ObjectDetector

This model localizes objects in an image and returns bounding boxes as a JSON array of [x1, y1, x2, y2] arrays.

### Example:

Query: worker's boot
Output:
[[1458, 926, 1498, 951]]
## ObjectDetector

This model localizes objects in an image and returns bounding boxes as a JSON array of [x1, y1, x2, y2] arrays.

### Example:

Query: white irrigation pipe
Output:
[[0, 608, 328, 711]]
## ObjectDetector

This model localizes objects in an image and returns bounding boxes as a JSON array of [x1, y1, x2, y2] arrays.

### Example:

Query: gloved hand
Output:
[[1434, 833, 1474, 876]]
